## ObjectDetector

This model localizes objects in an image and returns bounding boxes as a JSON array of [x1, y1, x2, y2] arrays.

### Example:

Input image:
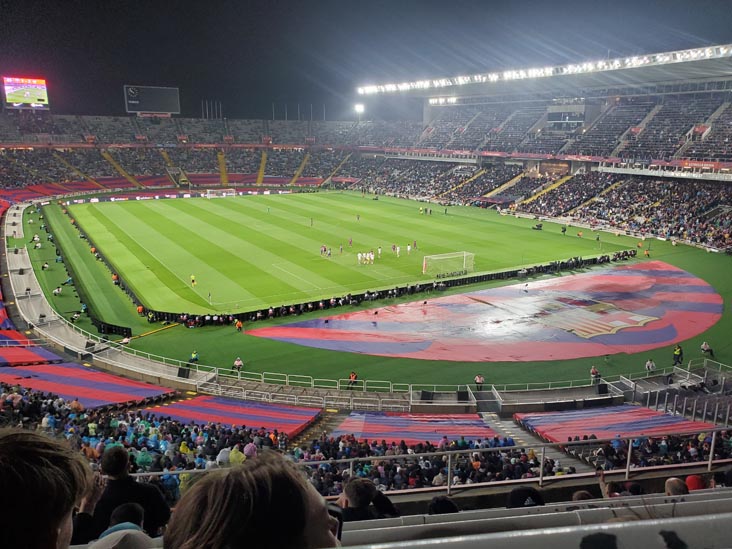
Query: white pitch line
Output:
[[271, 263, 321, 289]]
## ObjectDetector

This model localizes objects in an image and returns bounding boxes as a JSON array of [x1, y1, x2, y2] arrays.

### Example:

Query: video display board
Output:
[[2, 76, 49, 109]]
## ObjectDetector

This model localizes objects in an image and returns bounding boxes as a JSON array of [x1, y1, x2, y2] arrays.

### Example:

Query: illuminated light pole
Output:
[[354, 103, 365, 122]]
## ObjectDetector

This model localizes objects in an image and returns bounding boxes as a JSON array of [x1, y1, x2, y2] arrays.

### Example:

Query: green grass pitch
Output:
[[66, 192, 629, 313], [36, 191, 730, 388]]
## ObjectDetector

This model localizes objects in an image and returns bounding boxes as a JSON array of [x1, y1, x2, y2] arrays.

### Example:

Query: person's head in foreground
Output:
[[0, 428, 91, 549], [506, 486, 545, 508], [164, 450, 340, 549]]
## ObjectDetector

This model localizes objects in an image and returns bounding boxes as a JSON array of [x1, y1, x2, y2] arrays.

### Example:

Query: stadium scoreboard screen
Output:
[[2, 76, 50, 110], [124, 85, 180, 114]]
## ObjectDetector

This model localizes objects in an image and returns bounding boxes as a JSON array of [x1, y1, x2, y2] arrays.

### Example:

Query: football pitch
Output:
[[66, 192, 629, 314], [40, 191, 729, 387]]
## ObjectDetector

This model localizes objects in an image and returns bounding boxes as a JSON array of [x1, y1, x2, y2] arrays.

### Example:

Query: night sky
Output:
[[1, 0, 732, 120]]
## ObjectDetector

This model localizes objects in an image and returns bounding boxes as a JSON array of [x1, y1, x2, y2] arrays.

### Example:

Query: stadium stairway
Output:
[[435, 168, 486, 201], [256, 150, 267, 185], [611, 103, 663, 157], [516, 173, 572, 206], [159, 149, 174, 168], [288, 409, 349, 451], [565, 176, 626, 217], [290, 152, 310, 185], [52, 152, 105, 190], [483, 171, 525, 198], [100, 149, 143, 188], [217, 150, 229, 186], [483, 412, 595, 473], [326, 152, 352, 181]]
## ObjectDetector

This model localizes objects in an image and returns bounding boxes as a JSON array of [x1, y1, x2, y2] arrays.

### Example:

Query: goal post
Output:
[[422, 251, 475, 277], [205, 188, 237, 199]]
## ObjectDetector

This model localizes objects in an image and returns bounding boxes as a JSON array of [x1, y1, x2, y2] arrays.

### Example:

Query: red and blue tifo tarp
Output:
[[248, 261, 723, 363], [514, 404, 717, 443], [0, 363, 174, 409], [330, 411, 497, 446], [0, 342, 64, 366], [143, 395, 321, 438]]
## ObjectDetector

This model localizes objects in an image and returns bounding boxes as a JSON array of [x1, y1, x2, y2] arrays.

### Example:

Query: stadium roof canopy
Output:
[[357, 44, 732, 101]]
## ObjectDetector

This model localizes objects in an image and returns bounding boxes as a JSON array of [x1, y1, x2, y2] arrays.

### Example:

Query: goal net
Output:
[[205, 188, 237, 199], [422, 251, 475, 277]]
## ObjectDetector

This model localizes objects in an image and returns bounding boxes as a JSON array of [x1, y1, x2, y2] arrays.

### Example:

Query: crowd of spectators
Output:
[[1, 379, 574, 500], [491, 174, 554, 204], [684, 102, 732, 162], [224, 147, 262, 174], [420, 107, 481, 149], [572, 175, 732, 248], [520, 172, 622, 217], [439, 164, 522, 205], [79, 116, 137, 144], [178, 118, 226, 144], [344, 158, 456, 199], [450, 105, 514, 151], [563, 99, 655, 157], [620, 96, 723, 161], [516, 130, 569, 155], [302, 149, 349, 178], [481, 106, 544, 153], [1, 93, 731, 160], [269, 120, 309, 145], [109, 149, 168, 177], [561, 430, 732, 471], [166, 148, 218, 173], [0, 148, 75, 188], [266, 149, 306, 177], [134, 117, 179, 146]]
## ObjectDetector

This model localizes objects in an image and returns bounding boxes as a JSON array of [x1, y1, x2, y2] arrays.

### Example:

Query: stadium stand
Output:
[[572, 176, 732, 246], [520, 171, 622, 217], [684, 102, 732, 161], [0, 362, 173, 408], [620, 95, 724, 160], [142, 394, 321, 438], [514, 404, 717, 442], [329, 411, 497, 446]]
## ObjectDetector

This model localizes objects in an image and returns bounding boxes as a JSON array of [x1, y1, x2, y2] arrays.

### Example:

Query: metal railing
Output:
[[119, 427, 732, 499]]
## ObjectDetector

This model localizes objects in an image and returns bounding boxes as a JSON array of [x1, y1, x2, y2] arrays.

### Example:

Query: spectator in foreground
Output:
[[164, 451, 340, 549], [428, 495, 461, 515], [88, 503, 156, 549], [338, 477, 400, 521], [506, 486, 545, 508], [665, 477, 689, 496], [0, 428, 91, 549], [74, 446, 170, 543]]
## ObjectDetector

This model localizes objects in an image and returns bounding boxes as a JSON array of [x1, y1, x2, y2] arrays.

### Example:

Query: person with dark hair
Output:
[[337, 477, 399, 521], [88, 503, 155, 549], [164, 451, 340, 549], [428, 495, 460, 515], [0, 428, 91, 549], [572, 490, 595, 501], [73, 445, 170, 543], [506, 486, 545, 508]]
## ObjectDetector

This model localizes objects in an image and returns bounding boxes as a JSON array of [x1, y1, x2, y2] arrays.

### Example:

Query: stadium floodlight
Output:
[[355, 43, 732, 95], [354, 103, 365, 122]]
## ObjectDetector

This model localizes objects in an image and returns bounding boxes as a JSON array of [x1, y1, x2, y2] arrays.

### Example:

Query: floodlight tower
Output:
[[354, 103, 365, 122]]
